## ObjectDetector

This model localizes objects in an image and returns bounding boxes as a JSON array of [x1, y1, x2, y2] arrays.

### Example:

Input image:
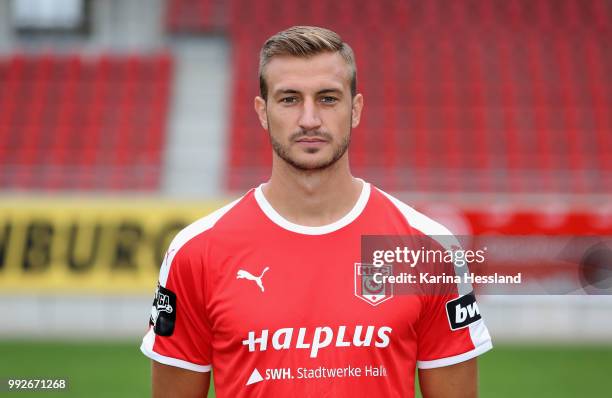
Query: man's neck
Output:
[[262, 156, 363, 227]]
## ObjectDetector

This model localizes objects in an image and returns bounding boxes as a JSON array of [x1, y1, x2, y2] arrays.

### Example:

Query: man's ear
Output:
[[351, 93, 364, 128], [254, 96, 268, 130]]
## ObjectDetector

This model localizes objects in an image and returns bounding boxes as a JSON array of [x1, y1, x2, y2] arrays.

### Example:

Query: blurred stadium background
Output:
[[0, 0, 611, 396]]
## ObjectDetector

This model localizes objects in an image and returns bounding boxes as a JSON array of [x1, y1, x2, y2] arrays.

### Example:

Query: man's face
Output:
[[255, 52, 363, 171]]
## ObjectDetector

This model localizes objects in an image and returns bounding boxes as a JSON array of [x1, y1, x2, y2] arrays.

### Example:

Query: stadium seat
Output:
[[0, 53, 173, 191], [166, 0, 227, 33], [223, 0, 612, 194]]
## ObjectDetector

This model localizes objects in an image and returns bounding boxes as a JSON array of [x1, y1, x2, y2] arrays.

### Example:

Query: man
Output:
[[141, 26, 492, 397]]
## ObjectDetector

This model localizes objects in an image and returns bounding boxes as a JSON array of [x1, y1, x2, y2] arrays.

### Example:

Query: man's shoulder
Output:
[[156, 190, 258, 284], [168, 189, 256, 254], [370, 185, 459, 248]]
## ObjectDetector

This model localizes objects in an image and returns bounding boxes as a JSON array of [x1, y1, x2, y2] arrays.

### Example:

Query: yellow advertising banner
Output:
[[0, 198, 229, 294]]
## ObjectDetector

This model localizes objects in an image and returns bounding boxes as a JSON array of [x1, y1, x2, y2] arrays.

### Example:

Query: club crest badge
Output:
[[354, 263, 394, 306]]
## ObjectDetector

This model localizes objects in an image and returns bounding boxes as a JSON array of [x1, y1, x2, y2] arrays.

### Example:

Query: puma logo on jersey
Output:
[[237, 267, 270, 292]]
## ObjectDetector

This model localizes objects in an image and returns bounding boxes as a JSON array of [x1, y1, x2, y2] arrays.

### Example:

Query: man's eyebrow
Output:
[[316, 88, 343, 95], [273, 88, 343, 96], [274, 89, 300, 96]]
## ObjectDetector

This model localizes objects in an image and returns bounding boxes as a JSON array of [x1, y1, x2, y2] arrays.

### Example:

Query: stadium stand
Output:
[[0, 52, 172, 191], [2, 0, 610, 195], [166, 0, 227, 33], [465, 208, 612, 235], [221, 0, 612, 194]]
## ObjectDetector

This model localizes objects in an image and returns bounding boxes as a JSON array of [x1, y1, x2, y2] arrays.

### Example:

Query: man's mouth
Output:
[[295, 137, 328, 143]]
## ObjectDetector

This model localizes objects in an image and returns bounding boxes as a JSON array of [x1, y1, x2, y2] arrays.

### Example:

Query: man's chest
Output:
[[203, 242, 422, 359]]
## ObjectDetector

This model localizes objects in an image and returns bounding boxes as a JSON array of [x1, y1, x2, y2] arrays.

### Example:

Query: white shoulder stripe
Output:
[[377, 188, 472, 295], [159, 195, 244, 286], [377, 188, 459, 247]]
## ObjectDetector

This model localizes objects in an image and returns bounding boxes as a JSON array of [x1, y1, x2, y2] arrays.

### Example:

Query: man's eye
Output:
[[321, 96, 338, 104], [280, 97, 298, 104]]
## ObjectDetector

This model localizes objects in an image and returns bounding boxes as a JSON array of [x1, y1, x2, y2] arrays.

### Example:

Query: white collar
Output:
[[254, 179, 371, 235]]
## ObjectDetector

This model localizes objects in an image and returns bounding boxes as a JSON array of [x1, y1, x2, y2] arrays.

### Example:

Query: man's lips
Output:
[[295, 138, 327, 143]]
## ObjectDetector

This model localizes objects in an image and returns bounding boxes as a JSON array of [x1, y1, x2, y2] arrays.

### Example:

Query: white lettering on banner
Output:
[[253, 365, 389, 385], [265, 368, 292, 380], [311, 327, 333, 358], [294, 364, 388, 379], [242, 330, 269, 351], [296, 328, 310, 349], [242, 325, 392, 358], [353, 325, 374, 347], [455, 302, 480, 323], [335, 326, 351, 347], [364, 365, 388, 377], [272, 328, 293, 350], [375, 326, 392, 347]]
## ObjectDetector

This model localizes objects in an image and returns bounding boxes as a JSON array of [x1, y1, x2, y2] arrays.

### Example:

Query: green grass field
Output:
[[0, 340, 611, 397]]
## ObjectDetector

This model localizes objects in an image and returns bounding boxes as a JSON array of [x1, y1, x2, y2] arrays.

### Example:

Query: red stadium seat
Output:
[[0, 53, 173, 191], [166, 0, 227, 33], [224, 0, 612, 194]]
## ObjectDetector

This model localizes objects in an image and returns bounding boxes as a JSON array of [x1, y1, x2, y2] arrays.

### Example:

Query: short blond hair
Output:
[[259, 26, 357, 100]]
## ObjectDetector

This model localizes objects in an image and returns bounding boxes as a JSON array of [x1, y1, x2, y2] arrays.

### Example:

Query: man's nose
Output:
[[298, 99, 322, 131]]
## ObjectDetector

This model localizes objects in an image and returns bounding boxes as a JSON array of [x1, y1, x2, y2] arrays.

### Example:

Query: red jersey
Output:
[[141, 181, 492, 397]]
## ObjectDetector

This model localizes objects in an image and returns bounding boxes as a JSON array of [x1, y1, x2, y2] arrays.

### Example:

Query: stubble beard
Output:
[[269, 128, 351, 172]]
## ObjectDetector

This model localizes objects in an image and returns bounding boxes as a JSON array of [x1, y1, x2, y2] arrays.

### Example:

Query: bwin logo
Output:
[[445, 292, 482, 330], [237, 267, 270, 292], [455, 302, 479, 324]]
